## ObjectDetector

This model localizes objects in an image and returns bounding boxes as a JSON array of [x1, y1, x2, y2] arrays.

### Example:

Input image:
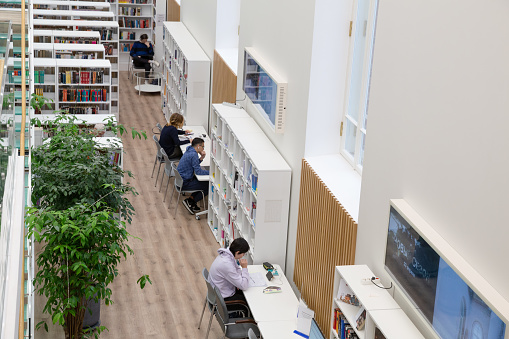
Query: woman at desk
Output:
[[159, 113, 190, 159], [209, 238, 250, 302]]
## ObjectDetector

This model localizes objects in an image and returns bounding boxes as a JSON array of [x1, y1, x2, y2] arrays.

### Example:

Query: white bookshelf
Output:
[[34, 43, 105, 59], [32, 0, 112, 11], [208, 104, 291, 270], [161, 22, 210, 127], [151, 0, 165, 63], [117, 0, 153, 70], [331, 265, 424, 339], [33, 30, 101, 45], [33, 9, 115, 21], [32, 20, 119, 116]]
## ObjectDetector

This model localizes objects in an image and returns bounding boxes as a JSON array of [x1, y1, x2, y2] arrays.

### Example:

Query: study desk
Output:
[[244, 265, 300, 323], [180, 125, 210, 167]]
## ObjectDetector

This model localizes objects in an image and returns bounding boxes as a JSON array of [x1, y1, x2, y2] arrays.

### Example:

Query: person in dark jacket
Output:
[[159, 113, 190, 159], [130, 34, 159, 79]]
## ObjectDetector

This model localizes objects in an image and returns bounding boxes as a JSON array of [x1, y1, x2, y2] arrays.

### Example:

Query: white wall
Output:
[[180, 0, 217, 60], [215, 0, 240, 51], [237, 0, 317, 280], [356, 0, 509, 336]]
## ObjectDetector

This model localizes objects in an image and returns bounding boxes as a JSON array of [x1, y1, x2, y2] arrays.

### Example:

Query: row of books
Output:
[[119, 18, 150, 28], [58, 70, 105, 85], [120, 31, 136, 40], [119, 6, 144, 16], [120, 43, 133, 52], [333, 309, 359, 339], [54, 38, 99, 44], [100, 29, 114, 41], [56, 53, 97, 60], [35, 88, 44, 96], [34, 70, 46, 84], [59, 89, 109, 102], [119, 0, 149, 3], [61, 105, 102, 115], [7, 70, 29, 84], [104, 44, 115, 56], [249, 174, 258, 193]]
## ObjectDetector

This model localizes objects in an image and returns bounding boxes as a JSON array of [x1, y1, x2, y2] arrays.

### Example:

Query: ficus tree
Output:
[[29, 114, 151, 338]]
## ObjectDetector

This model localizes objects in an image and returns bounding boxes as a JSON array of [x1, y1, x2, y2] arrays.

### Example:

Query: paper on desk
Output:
[[294, 299, 314, 338], [178, 135, 189, 141], [248, 272, 267, 287]]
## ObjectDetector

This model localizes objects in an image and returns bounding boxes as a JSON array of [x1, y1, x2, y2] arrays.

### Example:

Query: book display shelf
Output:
[[33, 9, 115, 21], [331, 265, 424, 339], [151, 0, 165, 62], [208, 104, 291, 269], [32, 20, 120, 116], [33, 30, 101, 45], [34, 43, 105, 59], [32, 0, 112, 12], [161, 22, 210, 126], [117, 0, 153, 70]]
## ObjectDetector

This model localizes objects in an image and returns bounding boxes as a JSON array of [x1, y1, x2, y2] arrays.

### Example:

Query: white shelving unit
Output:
[[331, 265, 424, 339], [32, 0, 112, 12], [33, 9, 115, 21], [33, 30, 101, 45], [117, 0, 153, 70], [208, 104, 291, 270], [161, 22, 210, 127], [32, 20, 119, 117], [151, 0, 166, 63], [34, 43, 105, 59]]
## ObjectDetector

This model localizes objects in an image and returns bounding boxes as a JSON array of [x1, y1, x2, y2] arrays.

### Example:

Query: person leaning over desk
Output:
[[177, 137, 209, 214], [159, 113, 190, 160], [208, 238, 250, 303]]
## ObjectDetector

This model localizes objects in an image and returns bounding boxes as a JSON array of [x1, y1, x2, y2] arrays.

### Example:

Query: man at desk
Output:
[[177, 138, 209, 214], [208, 238, 250, 302]]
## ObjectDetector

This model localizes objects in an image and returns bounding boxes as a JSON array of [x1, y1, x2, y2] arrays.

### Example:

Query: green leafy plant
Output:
[[29, 113, 150, 338], [30, 92, 55, 114], [27, 201, 151, 339]]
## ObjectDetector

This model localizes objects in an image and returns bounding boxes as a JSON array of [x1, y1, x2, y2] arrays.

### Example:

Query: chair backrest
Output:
[[202, 268, 216, 306], [213, 286, 230, 327], [248, 328, 257, 339], [172, 162, 183, 189], [156, 122, 163, 132], [152, 135, 163, 157], [161, 148, 178, 177]]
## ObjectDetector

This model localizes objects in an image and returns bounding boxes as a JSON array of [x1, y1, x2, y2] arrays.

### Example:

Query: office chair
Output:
[[197, 268, 250, 339], [213, 286, 260, 339], [248, 328, 258, 339], [128, 57, 145, 84], [159, 148, 180, 201], [151, 135, 165, 186], [168, 162, 206, 218]]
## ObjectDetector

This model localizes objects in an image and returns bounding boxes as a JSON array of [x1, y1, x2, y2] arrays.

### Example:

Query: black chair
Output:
[[213, 286, 260, 339]]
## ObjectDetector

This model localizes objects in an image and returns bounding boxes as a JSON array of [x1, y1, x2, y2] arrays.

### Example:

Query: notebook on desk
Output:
[[195, 174, 209, 181]]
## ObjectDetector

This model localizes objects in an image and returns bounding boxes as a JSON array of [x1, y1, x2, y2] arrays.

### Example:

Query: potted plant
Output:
[[28, 114, 151, 338]]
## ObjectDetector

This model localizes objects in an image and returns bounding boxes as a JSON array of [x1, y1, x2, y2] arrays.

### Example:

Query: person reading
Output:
[[130, 34, 159, 80], [177, 138, 209, 214], [159, 113, 190, 159], [208, 238, 250, 302]]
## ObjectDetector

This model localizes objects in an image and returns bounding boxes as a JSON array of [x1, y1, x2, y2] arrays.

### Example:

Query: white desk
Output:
[[180, 125, 210, 167], [244, 265, 300, 323], [258, 320, 301, 338]]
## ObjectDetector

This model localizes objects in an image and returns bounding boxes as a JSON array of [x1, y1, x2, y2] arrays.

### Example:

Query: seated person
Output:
[[177, 138, 209, 214], [208, 238, 250, 302], [130, 34, 159, 80], [159, 113, 190, 159]]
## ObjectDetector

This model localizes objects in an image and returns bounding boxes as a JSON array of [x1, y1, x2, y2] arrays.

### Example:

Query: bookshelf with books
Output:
[[208, 103, 291, 269], [161, 22, 210, 126], [330, 265, 424, 339], [32, 0, 112, 12], [32, 20, 120, 116], [117, 0, 153, 70], [34, 43, 105, 59], [33, 30, 101, 45], [33, 9, 115, 21], [151, 0, 165, 63]]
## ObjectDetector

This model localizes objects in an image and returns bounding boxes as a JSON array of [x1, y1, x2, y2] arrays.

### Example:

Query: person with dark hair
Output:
[[159, 113, 190, 159], [209, 238, 251, 302], [177, 137, 209, 214], [130, 34, 159, 79]]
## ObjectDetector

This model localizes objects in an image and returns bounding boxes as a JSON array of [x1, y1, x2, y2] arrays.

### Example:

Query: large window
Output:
[[341, 0, 377, 172]]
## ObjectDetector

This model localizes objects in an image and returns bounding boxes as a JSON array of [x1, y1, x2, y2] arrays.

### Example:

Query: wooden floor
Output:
[[34, 71, 224, 339]]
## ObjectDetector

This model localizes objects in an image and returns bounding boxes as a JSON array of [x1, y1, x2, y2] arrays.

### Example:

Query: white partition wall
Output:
[[355, 1, 509, 337]]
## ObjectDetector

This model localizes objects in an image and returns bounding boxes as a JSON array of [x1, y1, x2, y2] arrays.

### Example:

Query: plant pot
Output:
[[82, 297, 100, 330]]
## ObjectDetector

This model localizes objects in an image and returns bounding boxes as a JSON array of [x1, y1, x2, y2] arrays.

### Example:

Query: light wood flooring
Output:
[[34, 71, 224, 338]]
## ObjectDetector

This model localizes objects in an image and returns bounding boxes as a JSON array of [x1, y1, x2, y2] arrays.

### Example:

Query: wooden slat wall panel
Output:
[[212, 50, 237, 104], [293, 159, 357, 334], [166, 0, 180, 22]]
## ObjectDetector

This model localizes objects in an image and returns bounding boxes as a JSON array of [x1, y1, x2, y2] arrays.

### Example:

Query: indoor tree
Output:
[[29, 114, 151, 338]]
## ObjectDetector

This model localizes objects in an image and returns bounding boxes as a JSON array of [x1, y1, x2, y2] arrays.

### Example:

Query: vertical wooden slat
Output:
[[212, 50, 237, 104], [166, 0, 180, 22], [293, 159, 357, 334]]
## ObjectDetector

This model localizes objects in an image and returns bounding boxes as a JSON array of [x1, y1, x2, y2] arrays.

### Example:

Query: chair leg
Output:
[[174, 193, 181, 218], [198, 297, 207, 329], [159, 174, 166, 193], [155, 161, 163, 187], [163, 177, 171, 202], [151, 157, 157, 178], [205, 305, 216, 339], [168, 185, 176, 208]]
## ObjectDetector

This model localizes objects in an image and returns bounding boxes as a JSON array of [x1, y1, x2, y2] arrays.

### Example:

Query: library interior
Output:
[[0, 0, 508, 338]]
